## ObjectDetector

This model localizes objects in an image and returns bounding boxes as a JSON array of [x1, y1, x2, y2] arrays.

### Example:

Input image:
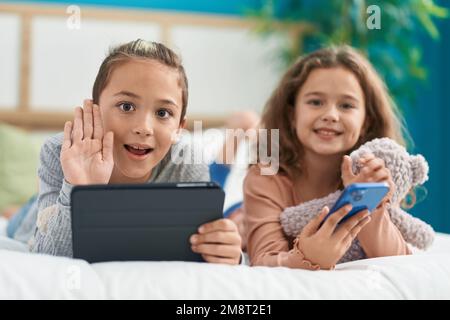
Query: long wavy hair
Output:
[[259, 45, 409, 180]]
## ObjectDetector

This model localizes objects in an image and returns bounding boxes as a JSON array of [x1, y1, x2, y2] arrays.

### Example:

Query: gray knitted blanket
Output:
[[280, 138, 435, 263]]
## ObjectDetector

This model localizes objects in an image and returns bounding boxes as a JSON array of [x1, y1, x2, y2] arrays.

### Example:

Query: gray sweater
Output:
[[31, 133, 210, 257]]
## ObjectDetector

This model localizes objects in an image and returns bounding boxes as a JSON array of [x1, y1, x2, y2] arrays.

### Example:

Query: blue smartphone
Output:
[[323, 182, 389, 224]]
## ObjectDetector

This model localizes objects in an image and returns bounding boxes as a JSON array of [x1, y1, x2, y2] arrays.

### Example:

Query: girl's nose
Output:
[[133, 127, 154, 136], [321, 105, 339, 123], [133, 116, 154, 136]]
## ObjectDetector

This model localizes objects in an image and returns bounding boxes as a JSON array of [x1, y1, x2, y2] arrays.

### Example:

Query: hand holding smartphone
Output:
[[323, 182, 389, 224]]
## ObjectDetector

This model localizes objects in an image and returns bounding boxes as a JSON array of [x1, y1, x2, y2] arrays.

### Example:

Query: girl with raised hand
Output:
[[32, 40, 242, 264]]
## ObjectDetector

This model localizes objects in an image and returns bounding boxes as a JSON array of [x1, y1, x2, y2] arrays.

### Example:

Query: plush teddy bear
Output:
[[280, 137, 435, 264]]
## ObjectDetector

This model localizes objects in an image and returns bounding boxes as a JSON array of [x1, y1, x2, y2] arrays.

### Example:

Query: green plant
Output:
[[246, 0, 449, 111]]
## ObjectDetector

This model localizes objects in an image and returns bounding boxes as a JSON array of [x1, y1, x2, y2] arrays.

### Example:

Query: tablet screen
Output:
[[71, 183, 224, 263]]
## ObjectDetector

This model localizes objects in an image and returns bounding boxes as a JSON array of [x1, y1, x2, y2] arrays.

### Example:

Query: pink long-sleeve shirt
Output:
[[243, 165, 410, 270]]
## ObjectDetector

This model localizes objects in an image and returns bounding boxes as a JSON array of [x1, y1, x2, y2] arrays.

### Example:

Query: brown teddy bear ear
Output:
[[410, 154, 429, 185]]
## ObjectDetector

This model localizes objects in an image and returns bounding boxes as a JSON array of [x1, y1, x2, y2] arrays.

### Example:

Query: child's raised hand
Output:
[[298, 205, 371, 269], [60, 99, 114, 185], [190, 218, 242, 265]]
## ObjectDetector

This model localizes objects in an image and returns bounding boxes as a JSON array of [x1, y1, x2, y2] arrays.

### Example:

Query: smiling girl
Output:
[[244, 46, 410, 270], [32, 40, 242, 264]]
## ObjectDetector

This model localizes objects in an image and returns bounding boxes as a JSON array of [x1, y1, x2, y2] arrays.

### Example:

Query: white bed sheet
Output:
[[1, 232, 449, 300]]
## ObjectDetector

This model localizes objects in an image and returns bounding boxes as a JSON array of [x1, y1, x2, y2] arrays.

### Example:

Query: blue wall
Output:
[[2, 0, 259, 16], [405, 16, 450, 233], [4, 0, 450, 232]]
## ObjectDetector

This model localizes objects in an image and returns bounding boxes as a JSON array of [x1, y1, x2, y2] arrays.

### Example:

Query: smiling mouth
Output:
[[124, 144, 154, 156], [313, 129, 343, 136]]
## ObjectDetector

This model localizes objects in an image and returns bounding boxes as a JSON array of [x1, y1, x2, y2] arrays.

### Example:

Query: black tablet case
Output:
[[71, 182, 224, 263]]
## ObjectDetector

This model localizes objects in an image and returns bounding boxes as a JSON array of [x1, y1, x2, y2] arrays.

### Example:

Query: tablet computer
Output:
[[71, 182, 224, 263]]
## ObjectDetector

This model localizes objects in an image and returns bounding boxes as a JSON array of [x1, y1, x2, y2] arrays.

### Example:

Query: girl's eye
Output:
[[341, 103, 355, 109], [156, 109, 172, 119], [307, 99, 322, 106], [118, 102, 136, 112]]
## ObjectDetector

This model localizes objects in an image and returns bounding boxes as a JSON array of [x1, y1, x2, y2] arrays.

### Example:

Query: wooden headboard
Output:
[[0, 2, 308, 131]]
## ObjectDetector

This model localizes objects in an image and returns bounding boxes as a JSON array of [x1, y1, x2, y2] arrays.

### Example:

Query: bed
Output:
[[1, 216, 449, 299]]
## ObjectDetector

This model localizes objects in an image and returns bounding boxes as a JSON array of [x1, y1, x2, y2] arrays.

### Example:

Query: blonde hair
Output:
[[260, 45, 409, 179], [92, 39, 188, 122]]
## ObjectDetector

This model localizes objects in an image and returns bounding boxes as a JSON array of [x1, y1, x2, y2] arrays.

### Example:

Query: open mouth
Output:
[[124, 144, 154, 156]]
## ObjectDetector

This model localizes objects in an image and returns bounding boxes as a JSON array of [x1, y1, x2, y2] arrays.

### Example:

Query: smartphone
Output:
[[323, 182, 389, 224]]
